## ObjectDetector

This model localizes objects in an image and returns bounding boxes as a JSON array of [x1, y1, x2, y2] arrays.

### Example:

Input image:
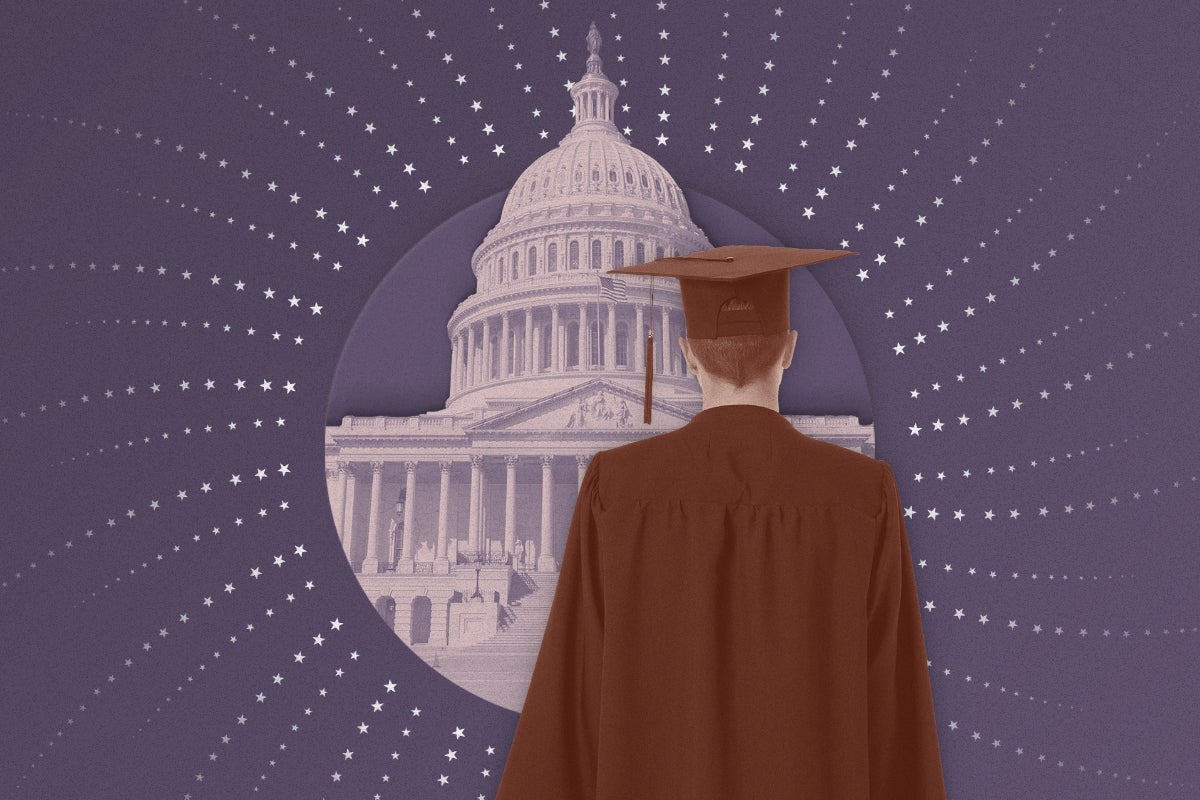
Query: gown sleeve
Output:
[[867, 462, 948, 800], [496, 455, 605, 800]]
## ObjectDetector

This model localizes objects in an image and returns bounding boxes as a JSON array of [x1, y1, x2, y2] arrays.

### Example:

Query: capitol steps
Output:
[[409, 569, 561, 711]]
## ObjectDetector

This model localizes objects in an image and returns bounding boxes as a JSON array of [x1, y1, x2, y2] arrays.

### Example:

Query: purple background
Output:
[[2, 2, 1198, 798]]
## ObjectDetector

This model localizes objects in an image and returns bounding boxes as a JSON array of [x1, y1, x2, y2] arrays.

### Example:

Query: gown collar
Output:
[[686, 403, 797, 432]]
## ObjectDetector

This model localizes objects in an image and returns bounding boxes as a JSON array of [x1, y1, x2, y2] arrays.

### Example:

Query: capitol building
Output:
[[324, 24, 874, 710]]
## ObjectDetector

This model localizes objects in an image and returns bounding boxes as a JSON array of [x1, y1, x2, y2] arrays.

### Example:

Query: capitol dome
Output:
[[498, 77, 698, 228], [498, 133, 694, 229], [445, 22, 711, 413]]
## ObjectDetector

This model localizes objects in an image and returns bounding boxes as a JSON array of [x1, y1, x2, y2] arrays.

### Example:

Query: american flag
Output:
[[599, 275, 628, 301]]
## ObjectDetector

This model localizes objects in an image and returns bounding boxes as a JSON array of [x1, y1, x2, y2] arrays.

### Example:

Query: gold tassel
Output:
[[643, 331, 654, 424]]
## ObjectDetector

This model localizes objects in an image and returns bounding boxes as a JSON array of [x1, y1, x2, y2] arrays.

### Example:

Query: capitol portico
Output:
[[325, 24, 874, 710]]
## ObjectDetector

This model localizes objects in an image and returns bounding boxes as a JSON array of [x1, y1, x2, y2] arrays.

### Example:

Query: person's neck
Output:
[[699, 379, 780, 412]]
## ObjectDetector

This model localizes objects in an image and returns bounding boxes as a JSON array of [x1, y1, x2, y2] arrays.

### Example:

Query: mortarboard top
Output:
[[607, 245, 858, 422], [608, 244, 857, 339]]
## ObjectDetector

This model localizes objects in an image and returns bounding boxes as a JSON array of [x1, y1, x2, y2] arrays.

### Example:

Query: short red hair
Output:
[[685, 298, 790, 387]]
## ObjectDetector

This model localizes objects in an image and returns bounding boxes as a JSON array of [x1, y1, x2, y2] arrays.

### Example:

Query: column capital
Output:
[[438, 460, 453, 473], [575, 454, 591, 469], [470, 454, 484, 468], [504, 454, 520, 468], [337, 460, 356, 476], [369, 460, 386, 474], [540, 454, 555, 468], [325, 466, 339, 480], [404, 460, 419, 473]]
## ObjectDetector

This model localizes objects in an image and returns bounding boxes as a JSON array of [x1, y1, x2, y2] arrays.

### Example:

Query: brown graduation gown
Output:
[[496, 403, 947, 799]]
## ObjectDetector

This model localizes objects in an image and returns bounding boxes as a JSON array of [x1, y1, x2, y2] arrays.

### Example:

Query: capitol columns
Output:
[[500, 310, 511, 377], [482, 316, 492, 381], [361, 461, 386, 574], [635, 303, 645, 372], [504, 455, 519, 559], [449, 335, 459, 394], [550, 304, 561, 371], [434, 460, 452, 573], [333, 461, 351, 543], [524, 307, 534, 376], [459, 332, 467, 389], [605, 302, 616, 368], [400, 460, 418, 562], [461, 331, 469, 387], [662, 306, 672, 375], [468, 455, 483, 555], [577, 301, 587, 368], [466, 324, 477, 388], [340, 463, 358, 559], [538, 454, 557, 572], [576, 454, 590, 489]]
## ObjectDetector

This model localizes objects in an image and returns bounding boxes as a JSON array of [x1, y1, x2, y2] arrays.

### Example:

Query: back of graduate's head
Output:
[[681, 297, 797, 390], [609, 245, 855, 418]]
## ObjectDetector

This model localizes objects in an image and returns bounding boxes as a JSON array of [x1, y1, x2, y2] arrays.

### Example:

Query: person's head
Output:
[[678, 298, 798, 397], [607, 245, 856, 419]]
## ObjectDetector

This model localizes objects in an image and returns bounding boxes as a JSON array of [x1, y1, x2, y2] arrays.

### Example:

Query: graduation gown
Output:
[[496, 403, 946, 799]]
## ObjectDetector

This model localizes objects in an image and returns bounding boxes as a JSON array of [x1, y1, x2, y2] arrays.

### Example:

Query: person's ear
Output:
[[679, 336, 699, 373], [781, 330, 798, 369]]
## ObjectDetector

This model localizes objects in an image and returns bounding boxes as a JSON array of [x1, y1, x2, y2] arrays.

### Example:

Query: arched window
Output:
[[666, 185, 676, 209], [568, 241, 580, 270], [625, 170, 633, 184], [635, 241, 645, 264], [566, 322, 579, 367], [592, 167, 600, 182], [528, 246, 537, 276], [375, 596, 396, 630], [608, 167, 617, 183], [640, 173, 648, 188], [655, 245, 665, 260], [616, 322, 629, 367], [548, 243, 558, 272], [511, 250, 519, 280], [591, 239, 602, 269], [613, 240, 625, 268], [498, 256, 505, 284]]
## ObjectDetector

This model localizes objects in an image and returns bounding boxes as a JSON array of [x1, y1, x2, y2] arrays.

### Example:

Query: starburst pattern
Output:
[[2, 3, 1197, 798]]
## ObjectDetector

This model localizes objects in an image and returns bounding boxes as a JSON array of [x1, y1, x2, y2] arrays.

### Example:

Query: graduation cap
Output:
[[608, 245, 858, 423]]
